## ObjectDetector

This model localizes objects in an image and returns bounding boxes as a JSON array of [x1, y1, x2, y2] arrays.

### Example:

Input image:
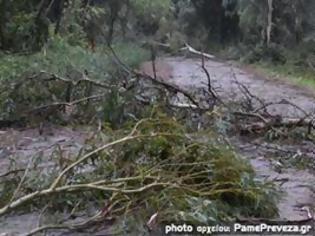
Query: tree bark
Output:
[[107, 2, 120, 45], [266, 0, 273, 47], [0, 0, 8, 49], [54, 0, 66, 34]]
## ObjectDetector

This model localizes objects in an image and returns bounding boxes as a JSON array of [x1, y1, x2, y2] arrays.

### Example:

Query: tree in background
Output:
[[0, 0, 74, 52], [2, 0, 315, 56], [0, 0, 49, 52], [238, 0, 315, 47], [190, 0, 240, 45]]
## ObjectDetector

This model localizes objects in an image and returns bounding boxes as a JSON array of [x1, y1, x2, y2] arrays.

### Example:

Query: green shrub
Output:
[[0, 37, 150, 121]]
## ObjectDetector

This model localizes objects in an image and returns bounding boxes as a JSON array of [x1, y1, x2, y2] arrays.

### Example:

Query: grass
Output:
[[0, 36, 150, 121], [252, 61, 315, 90], [0, 36, 150, 82], [218, 42, 315, 91]]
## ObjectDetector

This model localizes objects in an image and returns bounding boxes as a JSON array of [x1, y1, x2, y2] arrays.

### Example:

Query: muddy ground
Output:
[[0, 127, 92, 235], [1, 56, 315, 234]]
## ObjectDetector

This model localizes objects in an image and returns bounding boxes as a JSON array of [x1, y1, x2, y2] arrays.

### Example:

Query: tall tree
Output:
[[266, 0, 273, 47]]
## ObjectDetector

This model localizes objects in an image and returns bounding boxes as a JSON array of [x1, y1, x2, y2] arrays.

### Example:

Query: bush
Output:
[[0, 37, 150, 122], [242, 44, 286, 64]]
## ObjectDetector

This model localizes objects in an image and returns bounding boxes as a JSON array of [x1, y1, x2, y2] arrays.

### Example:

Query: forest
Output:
[[0, 0, 315, 235]]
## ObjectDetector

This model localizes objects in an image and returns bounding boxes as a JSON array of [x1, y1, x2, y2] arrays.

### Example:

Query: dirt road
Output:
[[141, 57, 315, 117]]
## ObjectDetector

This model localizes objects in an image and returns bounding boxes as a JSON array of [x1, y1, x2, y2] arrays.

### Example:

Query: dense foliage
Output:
[[2, 0, 315, 63]]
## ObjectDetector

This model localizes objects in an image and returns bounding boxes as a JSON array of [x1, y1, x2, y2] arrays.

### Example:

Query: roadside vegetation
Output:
[[251, 62, 315, 90]]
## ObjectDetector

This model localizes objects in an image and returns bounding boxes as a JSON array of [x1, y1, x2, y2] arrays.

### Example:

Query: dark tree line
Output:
[[191, 0, 240, 44], [0, 0, 67, 51], [1, 0, 315, 54]]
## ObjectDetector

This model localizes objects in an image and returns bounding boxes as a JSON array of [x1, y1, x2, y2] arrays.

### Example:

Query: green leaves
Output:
[[131, 0, 171, 15], [0, 0, 49, 52], [0, 38, 150, 123]]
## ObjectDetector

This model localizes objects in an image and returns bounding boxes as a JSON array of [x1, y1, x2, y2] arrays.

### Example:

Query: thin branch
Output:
[[26, 94, 106, 114], [0, 120, 180, 217], [12, 70, 112, 93], [181, 43, 215, 59], [150, 44, 157, 79], [200, 51, 219, 104], [107, 45, 202, 109], [8, 155, 36, 204], [22, 211, 103, 236], [0, 169, 25, 178]]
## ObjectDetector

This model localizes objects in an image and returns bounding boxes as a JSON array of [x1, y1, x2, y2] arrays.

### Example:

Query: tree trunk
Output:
[[107, 3, 119, 45], [54, 0, 66, 34], [266, 0, 273, 47], [293, 2, 303, 44], [0, 0, 8, 49]]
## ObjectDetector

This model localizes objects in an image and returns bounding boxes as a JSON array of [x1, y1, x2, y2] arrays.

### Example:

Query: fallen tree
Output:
[[0, 117, 279, 235], [2, 44, 314, 235]]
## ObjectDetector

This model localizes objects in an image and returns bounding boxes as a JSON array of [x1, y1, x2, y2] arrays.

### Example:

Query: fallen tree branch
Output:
[[239, 117, 315, 133], [0, 169, 26, 179], [25, 94, 106, 114], [11, 70, 112, 92], [150, 41, 215, 59], [201, 51, 219, 105], [107, 45, 203, 109], [181, 43, 215, 59], [8, 154, 36, 205], [22, 210, 104, 236], [0, 119, 180, 216], [138, 72, 202, 109], [231, 70, 268, 113], [253, 99, 309, 117]]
